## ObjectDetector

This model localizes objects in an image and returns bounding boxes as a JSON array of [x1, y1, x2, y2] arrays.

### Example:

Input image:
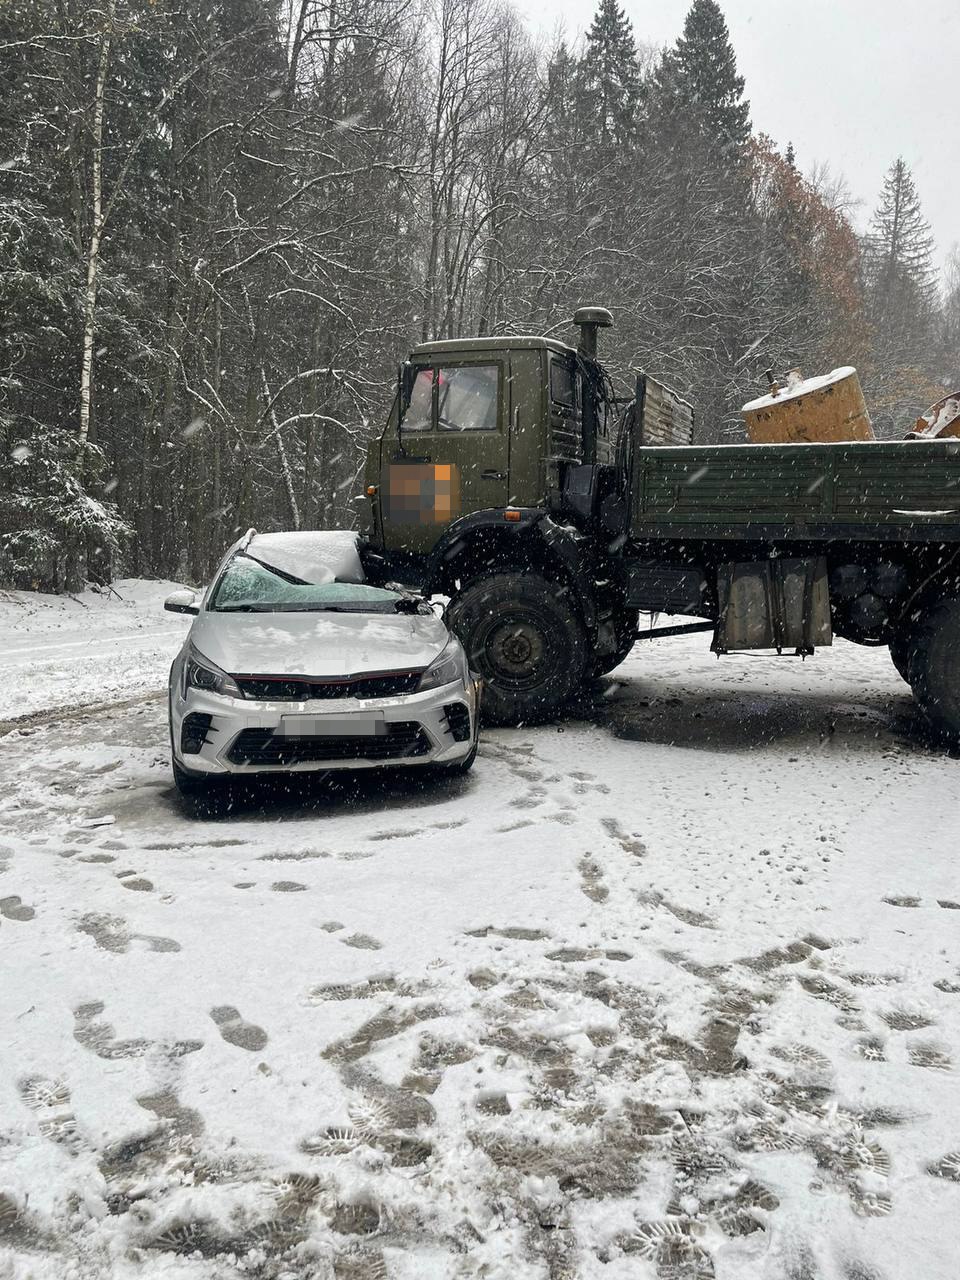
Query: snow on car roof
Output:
[[246, 530, 364, 584]]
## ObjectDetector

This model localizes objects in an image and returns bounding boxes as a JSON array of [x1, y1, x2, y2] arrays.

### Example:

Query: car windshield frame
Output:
[[208, 552, 409, 615]]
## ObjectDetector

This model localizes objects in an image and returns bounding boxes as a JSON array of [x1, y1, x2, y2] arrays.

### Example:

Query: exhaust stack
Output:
[[573, 306, 613, 361]]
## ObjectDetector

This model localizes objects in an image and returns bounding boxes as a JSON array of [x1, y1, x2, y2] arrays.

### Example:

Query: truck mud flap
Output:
[[714, 557, 832, 654]]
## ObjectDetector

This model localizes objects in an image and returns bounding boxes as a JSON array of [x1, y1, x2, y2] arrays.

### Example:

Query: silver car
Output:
[[165, 530, 480, 795]]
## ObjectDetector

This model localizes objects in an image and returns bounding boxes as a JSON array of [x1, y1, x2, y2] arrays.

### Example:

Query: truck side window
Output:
[[550, 359, 577, 409], [437, 365, 498, 431]]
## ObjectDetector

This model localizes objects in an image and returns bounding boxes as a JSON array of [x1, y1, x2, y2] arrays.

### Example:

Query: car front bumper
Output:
[[170, 675, 480, 776]]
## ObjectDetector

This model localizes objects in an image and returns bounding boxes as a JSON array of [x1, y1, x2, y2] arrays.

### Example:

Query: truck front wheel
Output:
[[591, 607, 640, 677], [908, 597, 960, 743], [446, 573, 586, 726]]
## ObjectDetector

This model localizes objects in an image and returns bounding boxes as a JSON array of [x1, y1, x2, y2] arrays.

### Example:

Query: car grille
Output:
[[235, 671, 423, 700], [227, 722, 431, 767]]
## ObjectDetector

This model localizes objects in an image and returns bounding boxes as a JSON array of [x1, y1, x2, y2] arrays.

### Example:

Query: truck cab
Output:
[[358, 309, 696, 726], [360, 326, 616, 571]]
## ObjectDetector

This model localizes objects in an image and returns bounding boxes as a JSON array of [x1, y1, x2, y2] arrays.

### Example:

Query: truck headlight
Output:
[[417, 637, 467, 691], [184, 645, 243, 699]]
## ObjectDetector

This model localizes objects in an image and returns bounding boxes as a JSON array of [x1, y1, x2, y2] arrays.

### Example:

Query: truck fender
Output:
[[420, 507, 544, 592], [422, 509, 598, 632]]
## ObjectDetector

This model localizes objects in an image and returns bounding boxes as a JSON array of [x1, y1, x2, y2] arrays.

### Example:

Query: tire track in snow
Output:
[[0, 690, 163, 737]]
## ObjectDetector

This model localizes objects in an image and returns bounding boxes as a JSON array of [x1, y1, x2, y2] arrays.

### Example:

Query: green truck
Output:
[[360, 308, 960, 741]]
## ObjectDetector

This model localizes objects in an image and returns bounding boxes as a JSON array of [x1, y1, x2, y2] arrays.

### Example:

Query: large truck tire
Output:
[[907, 597, 960, 743], [446, 573, 587, 726], [888, 631, 916, 683], [591, 608, 640, 677]]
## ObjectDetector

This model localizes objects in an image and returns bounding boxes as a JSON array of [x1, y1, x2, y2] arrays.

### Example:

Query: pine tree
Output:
[[862, 158, 941, 434], [578, 0, 642, 145], [658, 0, 750, 152], [864, 158, 936, 319], [639, 1, 757, 437], [939, 249, 960, 389]]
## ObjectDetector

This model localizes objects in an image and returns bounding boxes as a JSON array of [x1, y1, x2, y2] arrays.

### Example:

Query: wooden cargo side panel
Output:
[[640, 377, 694, 446]]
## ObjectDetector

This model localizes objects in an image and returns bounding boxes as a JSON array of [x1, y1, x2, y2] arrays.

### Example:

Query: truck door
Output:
[[381, 357, 510, 555]]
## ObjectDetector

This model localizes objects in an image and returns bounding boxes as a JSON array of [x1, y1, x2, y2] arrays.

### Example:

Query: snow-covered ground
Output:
[[0, 579, 192, 723], [1, 582, 959, 1279]]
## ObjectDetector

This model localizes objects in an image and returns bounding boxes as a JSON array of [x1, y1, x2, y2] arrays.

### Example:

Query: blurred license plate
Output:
[[279, 715, 385, 736]]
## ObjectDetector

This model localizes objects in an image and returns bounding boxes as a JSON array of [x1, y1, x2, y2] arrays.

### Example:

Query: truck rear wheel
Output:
[[888, 631, 916, 683], [446, 573, 586, 726], [907, 597, 960, 742]]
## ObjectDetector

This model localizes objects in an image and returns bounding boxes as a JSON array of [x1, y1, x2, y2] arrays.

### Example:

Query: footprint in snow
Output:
[[880, 1007, 934, 1031], [927, 1151, 960, 1181], [116, 870, 154, 892], [341, 933, 383, 951], [137, 1088, 205, 1141], [18, 1077, 84, 1153], [601, 816, 646, 857], [271, 880, 307, 892], [569, 770, 610, 795], [210, 1005, 268, 1052], [579, 856, 609, 903], [76, 912, 180, 954], [74, 1000, 201, 1060], [907, 1041, 953, 1071], [0, 895, 36, 922]]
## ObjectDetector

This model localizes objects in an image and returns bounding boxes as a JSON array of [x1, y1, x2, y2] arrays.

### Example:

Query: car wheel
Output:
[[172, 755, 210, 796], [446, 573, 587, 726], [435, 736, 479, 776]]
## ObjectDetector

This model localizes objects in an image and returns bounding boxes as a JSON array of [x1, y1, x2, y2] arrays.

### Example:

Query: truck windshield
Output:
[[211, 554, 408, 613], [402, 365, 499, 432]]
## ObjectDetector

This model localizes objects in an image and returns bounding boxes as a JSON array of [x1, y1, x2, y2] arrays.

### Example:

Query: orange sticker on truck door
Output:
[[386, 463, 461, 525]]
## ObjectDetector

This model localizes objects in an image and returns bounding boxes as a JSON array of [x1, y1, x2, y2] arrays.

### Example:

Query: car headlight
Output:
[[183, 645, 243, 699], [417, 637, 467, 691]]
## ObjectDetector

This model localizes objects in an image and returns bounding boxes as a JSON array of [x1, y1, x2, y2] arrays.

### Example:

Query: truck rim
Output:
[[484, 616, 547, 687]]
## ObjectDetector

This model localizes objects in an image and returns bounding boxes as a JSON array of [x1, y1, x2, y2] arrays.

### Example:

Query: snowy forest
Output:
[[1, 0, 958, 591]]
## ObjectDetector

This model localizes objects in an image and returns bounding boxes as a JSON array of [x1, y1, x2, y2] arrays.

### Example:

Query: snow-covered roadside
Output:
[[0, 579, 191, 721], [0, 585, 959, 1279]]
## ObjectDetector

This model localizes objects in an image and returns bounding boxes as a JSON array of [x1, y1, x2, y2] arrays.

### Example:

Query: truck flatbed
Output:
[[631, 439, 960, 542]]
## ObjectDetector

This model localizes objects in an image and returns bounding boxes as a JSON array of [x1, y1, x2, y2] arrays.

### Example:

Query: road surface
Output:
[[1, 582, 958, 1279]]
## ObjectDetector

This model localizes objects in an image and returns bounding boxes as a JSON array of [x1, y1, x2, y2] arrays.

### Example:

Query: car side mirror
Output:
[[164, 590, 199, 615]]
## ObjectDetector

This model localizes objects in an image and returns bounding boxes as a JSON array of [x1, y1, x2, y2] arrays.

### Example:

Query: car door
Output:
[[381, 356, 510, 555]]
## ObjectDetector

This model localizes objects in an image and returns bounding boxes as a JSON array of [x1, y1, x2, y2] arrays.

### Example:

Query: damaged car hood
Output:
[[188, 608, 449, 677]]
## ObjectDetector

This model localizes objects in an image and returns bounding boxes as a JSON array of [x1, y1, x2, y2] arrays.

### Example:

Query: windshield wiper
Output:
[[237, 551, 311, 586]]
